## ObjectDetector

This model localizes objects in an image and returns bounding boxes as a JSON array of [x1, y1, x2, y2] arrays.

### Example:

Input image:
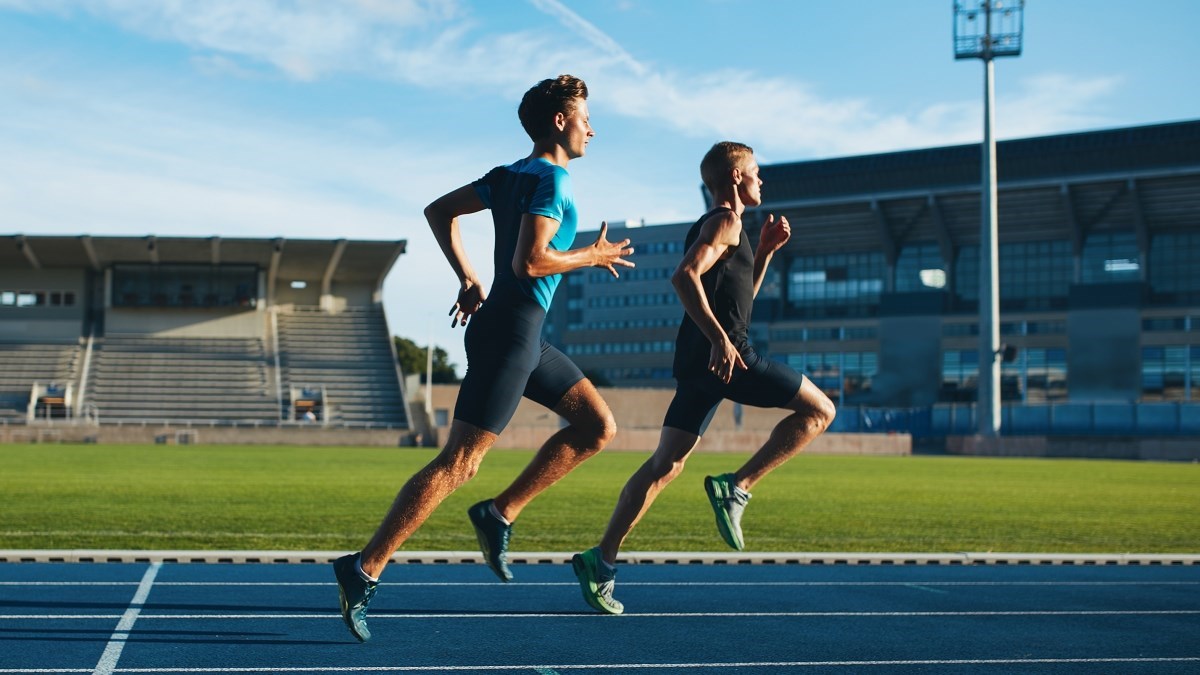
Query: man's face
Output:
[[562, 98, 594, 159], [738, 158, 763, 207]]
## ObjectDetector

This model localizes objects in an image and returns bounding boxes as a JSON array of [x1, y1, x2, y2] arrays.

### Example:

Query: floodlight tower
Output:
[[954, 0, 1024, 437]]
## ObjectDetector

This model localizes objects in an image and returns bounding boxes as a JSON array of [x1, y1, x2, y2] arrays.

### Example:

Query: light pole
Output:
[[954, 0, 1024, 437]]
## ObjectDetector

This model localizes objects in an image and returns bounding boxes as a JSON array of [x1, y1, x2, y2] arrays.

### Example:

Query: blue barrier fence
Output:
[[831, 402, 1200, 436]]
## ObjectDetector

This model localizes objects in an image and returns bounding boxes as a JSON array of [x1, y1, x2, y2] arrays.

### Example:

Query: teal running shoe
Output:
[[467, 499, 513, 582], [571, 547, 623, 615], [704, 473, 751, 551], [333, 553, 377, 642]]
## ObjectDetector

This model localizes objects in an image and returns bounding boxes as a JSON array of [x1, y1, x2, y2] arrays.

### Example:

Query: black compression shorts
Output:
[[454, 285, 585, 434], [663, 346, 806, 436]]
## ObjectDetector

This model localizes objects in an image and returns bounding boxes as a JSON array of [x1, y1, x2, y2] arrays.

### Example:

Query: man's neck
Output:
[[711, 192, 744, 216], [530, 141, 570, 168]]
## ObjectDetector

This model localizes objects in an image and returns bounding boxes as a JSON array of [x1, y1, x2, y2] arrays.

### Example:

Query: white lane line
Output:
[[0, 657, 1196, 672], [4, 580, 1199, 587], [4, 609, 1197, 621], [904, 584, 949, 595], [92, 562, 161, 675]]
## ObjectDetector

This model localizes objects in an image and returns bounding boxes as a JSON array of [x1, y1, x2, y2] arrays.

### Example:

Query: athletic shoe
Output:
[[571, 547, 624, 615], [704, 473, 751, 551], [467, 499, 513, 582], [333, 553, 378, 642]]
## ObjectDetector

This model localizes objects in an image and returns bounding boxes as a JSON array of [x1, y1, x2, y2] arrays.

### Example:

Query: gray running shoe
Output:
[[333, 553, 377, 642], [468, 499, 513, 582], [704, 473, 751, 550], [571, 546, 623, 615]]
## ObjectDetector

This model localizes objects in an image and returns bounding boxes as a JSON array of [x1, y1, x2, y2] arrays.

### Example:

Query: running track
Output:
[[0, 554, 1197, 674]]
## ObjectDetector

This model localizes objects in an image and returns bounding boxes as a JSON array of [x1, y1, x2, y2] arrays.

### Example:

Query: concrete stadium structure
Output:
[[548, 120, 1200, 440], [0, 235, 410, 444]]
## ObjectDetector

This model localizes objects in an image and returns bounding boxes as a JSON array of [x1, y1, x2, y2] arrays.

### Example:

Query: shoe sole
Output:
[[704, 476, 744, 551], [571, 553, 622, 615]]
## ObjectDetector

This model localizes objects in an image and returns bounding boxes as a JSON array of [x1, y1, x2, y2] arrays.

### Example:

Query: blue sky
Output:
[[2, 1, 1197, 373]]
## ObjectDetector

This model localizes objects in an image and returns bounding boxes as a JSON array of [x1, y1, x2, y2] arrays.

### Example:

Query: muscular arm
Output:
[[425, 185, 488, 326], [671, 210, 747, 381], [513, 216, 634, 279]]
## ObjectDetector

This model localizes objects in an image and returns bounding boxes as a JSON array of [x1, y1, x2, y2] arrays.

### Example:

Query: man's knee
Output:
[[582, 409, 618, 450], [792, 386, 836, 434]]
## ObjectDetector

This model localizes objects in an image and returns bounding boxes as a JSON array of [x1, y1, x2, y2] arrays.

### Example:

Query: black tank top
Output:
[[673, 207, 755, 376]]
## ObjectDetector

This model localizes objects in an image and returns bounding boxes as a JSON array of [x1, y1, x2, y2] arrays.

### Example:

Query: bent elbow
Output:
[[512, 260, 536, 280], [671, 268, 690, 290]]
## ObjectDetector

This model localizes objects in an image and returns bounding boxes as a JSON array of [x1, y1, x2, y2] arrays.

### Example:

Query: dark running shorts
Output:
[[454, 285, 585, 434], [663, 347, 806, 436]]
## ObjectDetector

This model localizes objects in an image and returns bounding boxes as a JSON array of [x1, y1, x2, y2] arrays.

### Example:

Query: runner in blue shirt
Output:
[[334, 75, 635, 642]]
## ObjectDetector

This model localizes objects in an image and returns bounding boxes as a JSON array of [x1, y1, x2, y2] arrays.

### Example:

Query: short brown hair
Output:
[[518, 75, 588, 141], [700, 141, 755, 194]]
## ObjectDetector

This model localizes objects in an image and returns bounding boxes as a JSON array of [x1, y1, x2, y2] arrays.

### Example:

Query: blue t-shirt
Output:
[[473, 157, 578, 311]]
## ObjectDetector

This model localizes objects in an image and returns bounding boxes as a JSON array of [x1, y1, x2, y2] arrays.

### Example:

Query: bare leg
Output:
[[359, 420, 497, 578], [733, 377, 836, 492], [493, 378, 617, 521], [598, 426, 700, 565]]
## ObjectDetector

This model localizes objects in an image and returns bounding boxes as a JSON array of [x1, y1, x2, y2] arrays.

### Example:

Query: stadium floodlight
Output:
[[953, 1, 1025, 437]]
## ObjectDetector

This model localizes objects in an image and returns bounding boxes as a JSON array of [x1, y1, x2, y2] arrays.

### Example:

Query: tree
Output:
[[394, 336, 460, 383]]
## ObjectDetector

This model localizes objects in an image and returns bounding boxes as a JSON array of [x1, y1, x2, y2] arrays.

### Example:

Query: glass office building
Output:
[[548, 120, 1200, 409]]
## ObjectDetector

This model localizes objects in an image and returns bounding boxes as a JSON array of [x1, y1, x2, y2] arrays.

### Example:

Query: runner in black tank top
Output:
[[674, 206, 755, 378], [572, 142, 837, 616]]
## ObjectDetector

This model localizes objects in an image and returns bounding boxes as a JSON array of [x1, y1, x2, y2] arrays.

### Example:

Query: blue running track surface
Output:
[[0, 561, 1197, 674]]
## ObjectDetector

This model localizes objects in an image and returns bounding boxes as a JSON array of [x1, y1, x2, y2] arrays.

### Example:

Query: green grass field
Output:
[[1, 444, 1197, 553]]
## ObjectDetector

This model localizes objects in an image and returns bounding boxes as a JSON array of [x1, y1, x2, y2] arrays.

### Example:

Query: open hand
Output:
[[448, 281, 486, 327], [592, 221, 636, 278]]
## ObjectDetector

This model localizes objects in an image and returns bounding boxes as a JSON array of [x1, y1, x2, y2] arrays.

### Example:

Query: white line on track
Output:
[[2, 657, 1199, 673], [92, 562, 161, 675], [3, 609, 1198, 620], [4, 580, 1199, 587]]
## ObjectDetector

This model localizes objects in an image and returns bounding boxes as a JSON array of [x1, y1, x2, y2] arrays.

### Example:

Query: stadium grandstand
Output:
[[0, 235, 411, 444], [547, 120, 1200, 443]]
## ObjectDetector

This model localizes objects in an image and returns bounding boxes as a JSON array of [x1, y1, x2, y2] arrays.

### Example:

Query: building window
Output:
[[957, 240, 1071, 311], [1081, 232, 1139, 284], [1150, 232, 1200, 305], [784, 351, 877, 404], [1142, 345, 1191, 402], [787, 252, 885, 319], [1022, 348, 1068, 403], [895, 243, 946, 292]]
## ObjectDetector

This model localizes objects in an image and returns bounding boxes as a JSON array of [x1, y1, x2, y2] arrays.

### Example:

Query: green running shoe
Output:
[[704, 473, 751, 551], [333, 553, 377, 642], [571, 547, 623, 615], [468, 499, 513, 582]]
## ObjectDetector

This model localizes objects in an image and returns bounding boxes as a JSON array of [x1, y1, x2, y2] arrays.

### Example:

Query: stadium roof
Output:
[[759, 119, 1200, 205], [0, 235, 406, 286], [743, 120, 1200, 255]]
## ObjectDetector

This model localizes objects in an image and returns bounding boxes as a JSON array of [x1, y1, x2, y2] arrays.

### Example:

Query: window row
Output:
[[587, 293, 679, 308], [565, 341, 676, 356], [0, 290, 77, 308]]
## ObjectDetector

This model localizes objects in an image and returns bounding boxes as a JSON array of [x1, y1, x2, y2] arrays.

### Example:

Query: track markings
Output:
[[3, 609, 1198, 621], [92, 562, 161, 675], [2, 657, 1199, 673], [5, 580, 1199, 587]]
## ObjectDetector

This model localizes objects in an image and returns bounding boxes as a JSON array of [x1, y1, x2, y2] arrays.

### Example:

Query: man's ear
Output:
[[731, 166, 743, 186], [554, 111, 568, 132]]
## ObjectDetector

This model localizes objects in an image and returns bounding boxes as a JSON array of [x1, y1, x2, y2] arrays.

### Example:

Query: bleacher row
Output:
[[0, 308, 408, 428]]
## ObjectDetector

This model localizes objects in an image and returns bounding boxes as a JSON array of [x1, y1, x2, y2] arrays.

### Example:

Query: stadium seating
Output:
[[0, 341, 82, 421], [85, 336, 277, 423], [277, 307, 408, 427]]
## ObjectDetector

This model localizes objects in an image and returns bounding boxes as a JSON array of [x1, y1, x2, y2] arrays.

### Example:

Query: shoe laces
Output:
[[597, 578, 617, 601], [353, 582, 377, 610]]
